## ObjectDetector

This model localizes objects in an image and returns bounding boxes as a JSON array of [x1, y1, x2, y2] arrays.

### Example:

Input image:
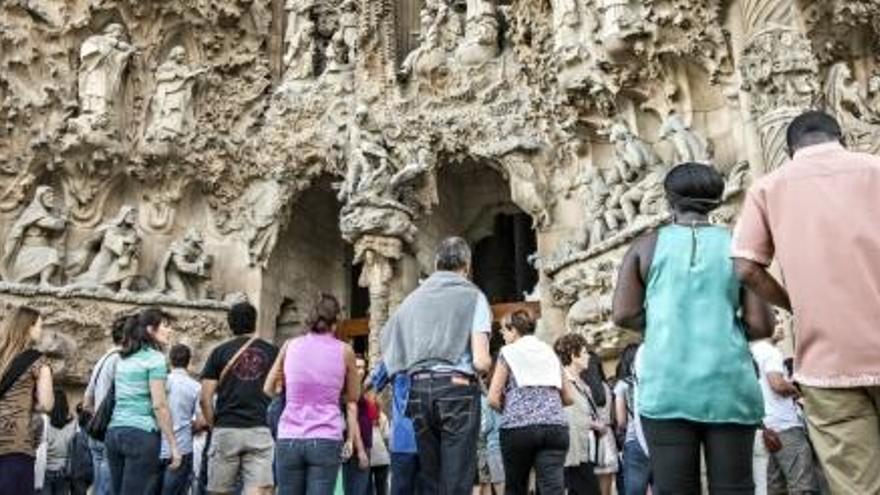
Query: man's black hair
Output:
[[786, 111, 843, 155], [228, 301, 257, 335]]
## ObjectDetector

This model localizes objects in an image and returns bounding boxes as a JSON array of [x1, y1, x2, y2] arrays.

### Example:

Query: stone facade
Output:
[[1, 0, 879, 379]]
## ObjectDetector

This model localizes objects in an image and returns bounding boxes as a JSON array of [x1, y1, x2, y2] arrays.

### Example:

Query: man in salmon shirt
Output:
[[732, 111, 880, 494]]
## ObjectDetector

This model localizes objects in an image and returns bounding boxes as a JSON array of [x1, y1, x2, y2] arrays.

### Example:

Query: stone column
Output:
[[354, 234, 404, 367], [738, 0, 819, 173]]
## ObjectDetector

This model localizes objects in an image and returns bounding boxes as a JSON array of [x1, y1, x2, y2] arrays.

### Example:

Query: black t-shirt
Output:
[[201, 336, 278, 429]]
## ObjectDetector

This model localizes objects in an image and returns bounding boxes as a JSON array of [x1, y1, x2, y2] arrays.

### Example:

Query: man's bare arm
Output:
[[734, 259, 792, 312]]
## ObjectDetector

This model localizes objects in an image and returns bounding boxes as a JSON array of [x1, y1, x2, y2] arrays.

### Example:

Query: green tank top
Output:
[[636, 224, 764, 424]]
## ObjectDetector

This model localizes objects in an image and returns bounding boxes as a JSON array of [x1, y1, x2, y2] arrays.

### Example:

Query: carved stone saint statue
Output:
[[77, 24, 136, 127], [659, 113, 710, 163], [156, 228, 213, 300], [399, 8, 445, 80], [338, 0, 359, 65], [70, 206, 141, 292], [2, 186, 67, 286], [282, 12, 317, 82], [243, 178, 285, 269], [145, 46, 204, 142], [825, 63, 880, 154], [456, 6, 500, 67], [338, 106, 394, 202], [607, 123, 660, 182]]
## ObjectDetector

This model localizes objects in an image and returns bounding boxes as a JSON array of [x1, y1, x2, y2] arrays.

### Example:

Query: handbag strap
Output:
[[218, 336, 259, 387], [0, 349, 43, 401]]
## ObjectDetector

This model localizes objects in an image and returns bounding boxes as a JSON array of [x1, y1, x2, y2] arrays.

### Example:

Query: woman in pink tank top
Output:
[[264, 294, 366, 495]]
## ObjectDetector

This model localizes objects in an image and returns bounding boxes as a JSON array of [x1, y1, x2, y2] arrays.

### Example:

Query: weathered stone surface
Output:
[[1, 0, 878, 375]]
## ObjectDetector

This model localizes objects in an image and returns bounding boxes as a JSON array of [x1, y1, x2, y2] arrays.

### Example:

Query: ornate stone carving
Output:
[[338, 105, 396, 203], [2, 186, 68, 286], [72, 24, 137, 134], [242, 177, 288, 269], [659, 113, 711, 163], [156, 228, 213, 301], [145, 47, 204, 144], [69, 206, 142, 292], [740, 26, 820, 171], [825, 62, 880, 155], [355, 235, 403, 367], [282, 5, 317, 85], [456, 0, 500, 67]]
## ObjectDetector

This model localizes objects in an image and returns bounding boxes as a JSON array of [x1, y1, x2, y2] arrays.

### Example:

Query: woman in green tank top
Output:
[[612, 163, 774, 494]]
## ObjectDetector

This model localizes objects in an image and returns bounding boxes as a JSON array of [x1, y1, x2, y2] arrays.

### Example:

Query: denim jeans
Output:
[[158, 453, 194, 495], [42, 470, 70, 495], [406, 374, 481, 495], [105, 426, 161, 495], [276, 438, 342, 495], [342, 456, 371, 495], [89, 438, 112, 495], [623, 439, 652, 495], [390, 452, 423, 495]]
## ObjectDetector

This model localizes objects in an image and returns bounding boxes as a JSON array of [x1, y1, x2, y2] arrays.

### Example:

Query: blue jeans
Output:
[[407, 374, 481, 495], [105, 427, 161, 495], [390, 452, 423, 495], [159, 453, 193, 495], [276, 438, 342, 495], [623, 439, 652, 495], [89, 438, 112, 495], [343, 457, 371, 495]]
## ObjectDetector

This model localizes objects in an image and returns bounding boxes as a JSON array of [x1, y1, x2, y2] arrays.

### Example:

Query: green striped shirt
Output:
[[109, 348, 168, 432]]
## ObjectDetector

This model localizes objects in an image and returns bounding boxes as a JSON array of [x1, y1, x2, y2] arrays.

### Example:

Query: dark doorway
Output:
[[472, 212, 538, 304]]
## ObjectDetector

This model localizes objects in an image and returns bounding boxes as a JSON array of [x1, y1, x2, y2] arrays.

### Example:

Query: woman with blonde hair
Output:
[[0, 305, 54, 494]]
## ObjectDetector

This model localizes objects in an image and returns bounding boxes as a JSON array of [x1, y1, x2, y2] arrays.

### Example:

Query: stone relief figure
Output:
[[156, 228, 213, 300], [618, 165, 668, 224], [243, 178, 285, 269], [282, 6, 317, 83], [658, 113, 710, 163], [455, 4, 500, 67], [399, 7, 447, 80], [338, 106, 394, 202], [338, 0, 359, 65], [77, 24, 136, 128], [597, 0, 648, 59], [578, 166, 611, 250], [324, 30, 351, 74], [607, 122, 660, 182], [70, 206, 141, 292], [390, 147, 439, 213], [145, 46, 205, 143], [2, 186, 67, 286], [825, 62, 880, 154]]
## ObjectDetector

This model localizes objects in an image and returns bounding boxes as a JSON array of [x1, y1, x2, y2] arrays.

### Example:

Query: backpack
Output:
[[66, 429, 94, 485]]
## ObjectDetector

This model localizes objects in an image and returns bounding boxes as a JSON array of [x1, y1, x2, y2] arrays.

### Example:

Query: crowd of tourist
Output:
[[0, 110, 878, 495]]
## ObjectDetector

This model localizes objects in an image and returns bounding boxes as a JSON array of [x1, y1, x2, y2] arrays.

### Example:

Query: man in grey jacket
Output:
[[381, 236, 492, 495]]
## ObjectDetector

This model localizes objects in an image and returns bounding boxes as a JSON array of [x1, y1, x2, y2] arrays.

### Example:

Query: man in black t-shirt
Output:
[[200, 302, 278, 495]]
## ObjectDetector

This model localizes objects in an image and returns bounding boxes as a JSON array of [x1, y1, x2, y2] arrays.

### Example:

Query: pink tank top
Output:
[[278, 332, 346, 440]]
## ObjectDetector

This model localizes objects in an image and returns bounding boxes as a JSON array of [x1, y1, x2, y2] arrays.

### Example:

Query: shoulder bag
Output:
[[85, 352, 119, 442], [0, 349, 43, 401]]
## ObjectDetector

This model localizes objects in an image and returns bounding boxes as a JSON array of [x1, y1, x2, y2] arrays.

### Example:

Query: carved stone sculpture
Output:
[[282, 8, 317, 83], [597, 0, 649, 60], [70, 206, 141, 292], [76, 24, 136, 129], [456, 0, 500, 67], [355, 235, 402, 367], [399, 7, 448, 80], [390, 147, 439, 213], [338, 0, 359, 65], [825, 62, 880, 155], [145, 46, 204, 143], [2, 186, 67, 286], [608, 123, 660, 182], [659, 113, 710, 163], [243, 179, 285, 269], [156, 228, 213, 300], [339, 106, 395, 203]]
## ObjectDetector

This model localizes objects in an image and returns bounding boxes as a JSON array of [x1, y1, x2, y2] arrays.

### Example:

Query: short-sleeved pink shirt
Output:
[[732, 142, 880, 388]]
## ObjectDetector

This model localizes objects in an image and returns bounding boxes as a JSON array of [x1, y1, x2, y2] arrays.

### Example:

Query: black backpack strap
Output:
[[0, 349, 43, 401]]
